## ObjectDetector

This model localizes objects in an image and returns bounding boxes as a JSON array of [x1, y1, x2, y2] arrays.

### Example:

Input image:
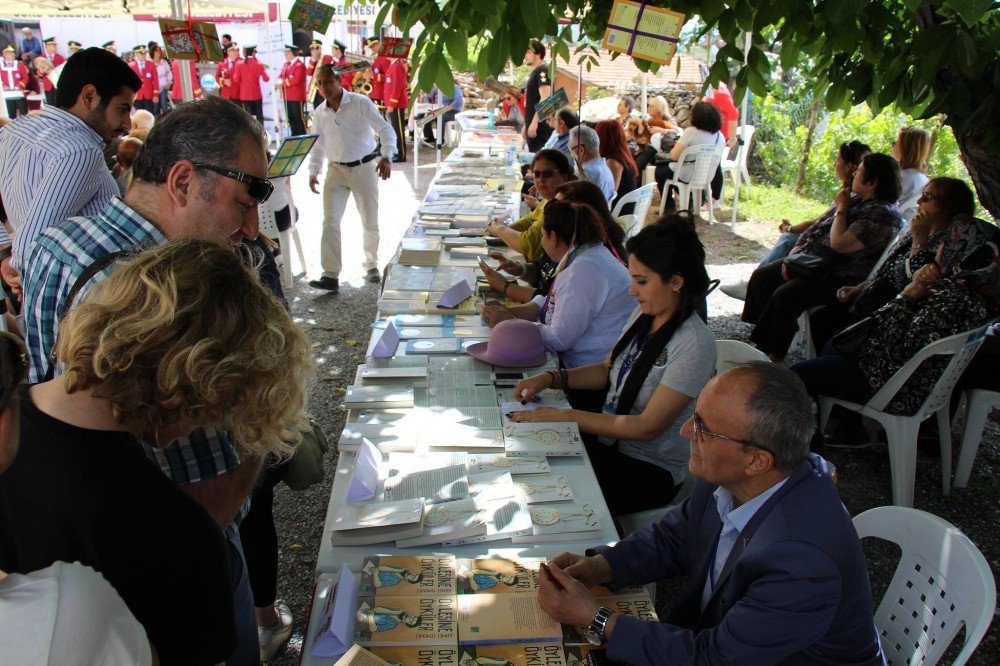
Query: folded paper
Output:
[[371, 321, 400, 358], [437, 280, 474, 309], [347, 439, 381, 502], [310, 566, 361, 658]]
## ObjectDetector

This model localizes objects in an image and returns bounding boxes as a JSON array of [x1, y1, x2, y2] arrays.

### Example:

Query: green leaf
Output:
[[700, 0, 725, 22], [468, 0, 494, 13], [954, 31, 979, 77], [434, 51, 456, 92], [373, 2, 391, 31], [418, 48, 441, 96], [779, 40, 800, 71], [952, 0, 994, 27], [518, 0, 549, 37], [444, 29, 468, 67]]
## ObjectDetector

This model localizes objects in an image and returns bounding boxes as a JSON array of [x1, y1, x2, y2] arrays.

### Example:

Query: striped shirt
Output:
[[20, 197, 245, 535], [0, 106, 118, 270], [701, 478, 788, 609]]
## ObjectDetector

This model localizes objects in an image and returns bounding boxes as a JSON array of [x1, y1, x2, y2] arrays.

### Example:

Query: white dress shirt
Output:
[[308, 90, 397, 176]]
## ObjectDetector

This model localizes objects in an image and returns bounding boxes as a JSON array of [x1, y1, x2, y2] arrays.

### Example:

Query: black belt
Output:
[[333, 151, 380, 167]]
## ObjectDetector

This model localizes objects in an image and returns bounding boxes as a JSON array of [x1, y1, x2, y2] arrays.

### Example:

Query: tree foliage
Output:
[[365, 0, 999, 215]]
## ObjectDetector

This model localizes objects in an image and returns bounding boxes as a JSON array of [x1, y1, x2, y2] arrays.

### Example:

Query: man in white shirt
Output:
[[307, 63, 397, 291]]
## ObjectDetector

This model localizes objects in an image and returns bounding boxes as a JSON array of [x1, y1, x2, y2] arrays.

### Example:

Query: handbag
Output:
[[282, 415, 330, 491], [784, 241, 843, 281], [831, 316, 875, 356]]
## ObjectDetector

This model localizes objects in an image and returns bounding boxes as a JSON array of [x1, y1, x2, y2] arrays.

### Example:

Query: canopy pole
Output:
[[640, 71, 647, 114], [729, 31, 751, 227]]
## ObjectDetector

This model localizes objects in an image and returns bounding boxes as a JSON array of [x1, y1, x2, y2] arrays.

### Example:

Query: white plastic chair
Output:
[[616, 214, 638, 240], [714, 340, 769, 375], [953, 387, 1000, 488], [818, 325, 989, 506], [853, 506, 996, 665], [657, 143, 727, 222], [258, 200, 306, 289], [612, 182, 656, 225], [721, 124, 755, 198], [444, 120, 460, 147]]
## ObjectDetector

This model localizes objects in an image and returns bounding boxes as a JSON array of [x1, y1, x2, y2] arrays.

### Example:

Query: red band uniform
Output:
[[384, 58, 409, 162], [232, 48, 269, 124], [1, 46, 30, 118], [128, 46, 159, 114], [279, 45, 307, 136]]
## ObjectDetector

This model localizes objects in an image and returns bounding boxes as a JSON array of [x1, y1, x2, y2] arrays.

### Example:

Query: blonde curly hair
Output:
[[57, 238, 315, 457]]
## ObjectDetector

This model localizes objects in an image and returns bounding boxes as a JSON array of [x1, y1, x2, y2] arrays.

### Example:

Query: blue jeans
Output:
[[227, 530, 261, 665], [759, 232, 800, 267]]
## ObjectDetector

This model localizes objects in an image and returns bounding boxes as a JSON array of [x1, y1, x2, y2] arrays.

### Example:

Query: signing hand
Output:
[[550, 552, 614, 587], [537, 563, 600, 627], [514, 373, 553, 404], [309, 175, 320, 194], [376, 157, 391, 180], [507, 406, 570, 423]]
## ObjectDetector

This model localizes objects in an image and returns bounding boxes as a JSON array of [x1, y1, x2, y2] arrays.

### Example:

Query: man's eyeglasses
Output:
[[532, 168, 558, 179], [692, 413, 773, 455], [917, 191, 938, 202], [0, 331, 28, 411], [193, 163, 274, 204]]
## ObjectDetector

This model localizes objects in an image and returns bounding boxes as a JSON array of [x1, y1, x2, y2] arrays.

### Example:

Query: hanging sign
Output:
[[602, 0, 685, 66], [288, 0, 336, 34], [159, 19, 224, 62]]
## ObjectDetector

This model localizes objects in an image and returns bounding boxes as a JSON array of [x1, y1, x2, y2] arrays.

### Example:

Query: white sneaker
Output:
[[720, 280, 748, 300], [258, 600, 293, 662]]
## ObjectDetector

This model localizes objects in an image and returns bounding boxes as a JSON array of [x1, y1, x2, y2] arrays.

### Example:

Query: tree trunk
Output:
[[794, 98, 821, 195], [956, 131, 1000, 220]]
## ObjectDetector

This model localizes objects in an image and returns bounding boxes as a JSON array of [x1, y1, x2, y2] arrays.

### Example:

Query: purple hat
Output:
[[466, 319, 547, 368]]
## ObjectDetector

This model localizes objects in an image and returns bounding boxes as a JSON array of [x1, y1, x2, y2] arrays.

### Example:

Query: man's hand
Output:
[[537, 563, 601, 627], [550, 552, 614, 587], [780, 261, 791, 282], [778, 219, 791, 234], [376, 157, 391, 180], [0, 257, 21, 299], [309, 175, 320, 194]]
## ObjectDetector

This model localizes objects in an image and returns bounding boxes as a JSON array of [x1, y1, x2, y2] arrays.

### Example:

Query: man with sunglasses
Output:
[[535, 362, 883, 664], [307, 63, 396, 290], [19, 96, 273, 666]]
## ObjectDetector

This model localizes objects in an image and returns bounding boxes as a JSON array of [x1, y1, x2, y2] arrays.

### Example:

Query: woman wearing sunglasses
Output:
[[0, 239, 314, 665], [495, 92, 526, 131], [508, 215, 715, 514]]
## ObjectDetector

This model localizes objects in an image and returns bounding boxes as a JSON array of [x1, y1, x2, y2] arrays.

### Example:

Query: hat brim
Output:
[[465, 341, 548, 368]]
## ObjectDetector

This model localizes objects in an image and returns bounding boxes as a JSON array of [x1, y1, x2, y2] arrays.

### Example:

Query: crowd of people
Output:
[[0, 27, 996, 666]]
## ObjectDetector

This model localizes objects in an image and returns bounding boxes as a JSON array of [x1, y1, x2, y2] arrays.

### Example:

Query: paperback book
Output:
[[345, 385, 416, 410], [455, 594, 562, 645], [502, 423, 584, 457], [359, 555, 456, 597], [510, 502, 602, 544], [354, 595, 458, 646], [456, 644, 566, 666], [456, 556, 544, 595], [368, 646, 460, 666], [381, 464, 470, 505], [511, 474, 575, 504], [467, 455, 550, 476], [396, 496, 531, 548]]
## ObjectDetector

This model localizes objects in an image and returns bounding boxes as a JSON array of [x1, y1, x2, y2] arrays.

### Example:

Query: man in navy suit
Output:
[[538, 362, 884, 664]]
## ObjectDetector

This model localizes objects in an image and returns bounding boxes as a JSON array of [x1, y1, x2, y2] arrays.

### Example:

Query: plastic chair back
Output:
[[714, 340, 769, 375], [611, 182, 656, 222], [674, 143, 725, 190], [854, 506, 997, 665], [258, 200, 280, 241]]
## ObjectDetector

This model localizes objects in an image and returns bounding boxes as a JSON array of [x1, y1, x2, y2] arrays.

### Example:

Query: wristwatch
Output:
[[584, 606, 614, 646]]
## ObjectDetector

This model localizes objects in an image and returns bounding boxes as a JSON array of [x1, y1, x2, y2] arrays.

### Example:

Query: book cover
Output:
[[510, 503, 601, 544], [511, 474, 575, 504], [467, 455, 550, 476], [396, 496, 531, 548], [330, 499, 425, 532], [360, 366, 429, 384], [502, 423, 584, 458], [561, 594, 657, 645], [354, 595, 458, 646], [564, 645, 615, 666], [456, 556, 544, 595], [425, 428, 505, 453], [466, 471, 518, 502], [339, 423, 417, 453], [359, 555, 456, 597], [457, 643, 566, 666], [455, 594, 561, 645], [369, 646, 460, 666], [381, 289, 433, 302], [345, 385, 415, 410]]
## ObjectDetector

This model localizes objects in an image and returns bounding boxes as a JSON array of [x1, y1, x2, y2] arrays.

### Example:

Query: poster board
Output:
[[288, 0, 336, 34], [267, 134, 320, 178], [159, 19, 224, 62], [602, 0, 685, 66], [534, 88, 569, 123]]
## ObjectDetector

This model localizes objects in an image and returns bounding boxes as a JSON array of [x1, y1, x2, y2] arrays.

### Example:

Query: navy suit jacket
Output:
[[592, 454, 884, 665]]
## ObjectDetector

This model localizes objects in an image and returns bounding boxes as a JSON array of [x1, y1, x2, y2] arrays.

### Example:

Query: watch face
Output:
[[584, 628, 602, 646]]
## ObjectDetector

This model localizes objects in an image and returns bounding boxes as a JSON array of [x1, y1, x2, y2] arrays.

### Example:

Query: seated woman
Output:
[[742, 152, 904, 360], [0, 239, 314, 666], [482, 201, 633, 372], [494, 92, 525, 131], [646, 95, 679, 134], [625, 117, 657, 176], [808, 177, 991, 352], [508, 215, 715, 514], [481, 180, 627, 305], [893, 125, 932, 225], [792, 232, 999, 430], [595, 119, 639, 213], [654, 102, 726, 210], [486, 149, 575, 262]]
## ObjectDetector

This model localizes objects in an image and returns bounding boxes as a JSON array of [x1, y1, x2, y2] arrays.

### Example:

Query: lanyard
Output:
[[615, 330, 649, 389]]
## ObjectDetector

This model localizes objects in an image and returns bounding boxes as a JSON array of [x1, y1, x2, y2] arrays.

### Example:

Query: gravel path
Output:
[[266, 165, 999, 663]]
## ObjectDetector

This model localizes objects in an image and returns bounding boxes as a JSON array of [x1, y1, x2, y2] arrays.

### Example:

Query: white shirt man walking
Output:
[[307, 64, 396, 291]]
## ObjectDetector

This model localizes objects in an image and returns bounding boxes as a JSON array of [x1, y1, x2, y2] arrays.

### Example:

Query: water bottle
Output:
[[487, 109, 496, 130], [505, 142, 516, 175]]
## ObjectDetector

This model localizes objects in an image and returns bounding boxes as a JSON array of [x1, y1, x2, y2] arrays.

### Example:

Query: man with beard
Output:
[[0, 47, 140, 302]]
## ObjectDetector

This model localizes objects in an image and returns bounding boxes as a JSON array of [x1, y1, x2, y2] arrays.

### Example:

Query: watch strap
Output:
[[587, 605, 614, 645]]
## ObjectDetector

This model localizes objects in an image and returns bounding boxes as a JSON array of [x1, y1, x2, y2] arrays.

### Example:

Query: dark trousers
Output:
[[5, 97, 27, 118], [634, 145, 657, 176], [654, 162, 723, 210], [134, 98, 155, 113], [791, 345, 874, 451], [526, 123, 552, 152], [584, 435, 680, 515], [44, 89, 56, 106], [285, 100, 306, 136], [239, 459, 288, 608], [242, 99, 263, 124], [742, 260, 847, 359], [808, 301, 862, 356], [423, 109, 456, 144], [388, 107, 406, 161]]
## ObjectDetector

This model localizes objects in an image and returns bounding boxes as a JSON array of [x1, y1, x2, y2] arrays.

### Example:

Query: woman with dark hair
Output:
[[486, 149, 575, 261], [480, 180, 625, 305], [743, 152, 904, 360], [509, 213, 715, 514], [149, 42, 172, 115], [595, 120, 639, 211], [482, 201, 633, 370], [654, 101, 726, 209], [807, 177, 991, 352], [892, 126, 932, 224]]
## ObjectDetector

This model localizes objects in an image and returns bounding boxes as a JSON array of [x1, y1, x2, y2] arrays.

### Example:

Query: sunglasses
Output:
[[193, 163, 273, 204], [692, 413, 773, 455], [532, 168, 558, 179], [0, 331, 27, 411], [917, 192, 938, 202]]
